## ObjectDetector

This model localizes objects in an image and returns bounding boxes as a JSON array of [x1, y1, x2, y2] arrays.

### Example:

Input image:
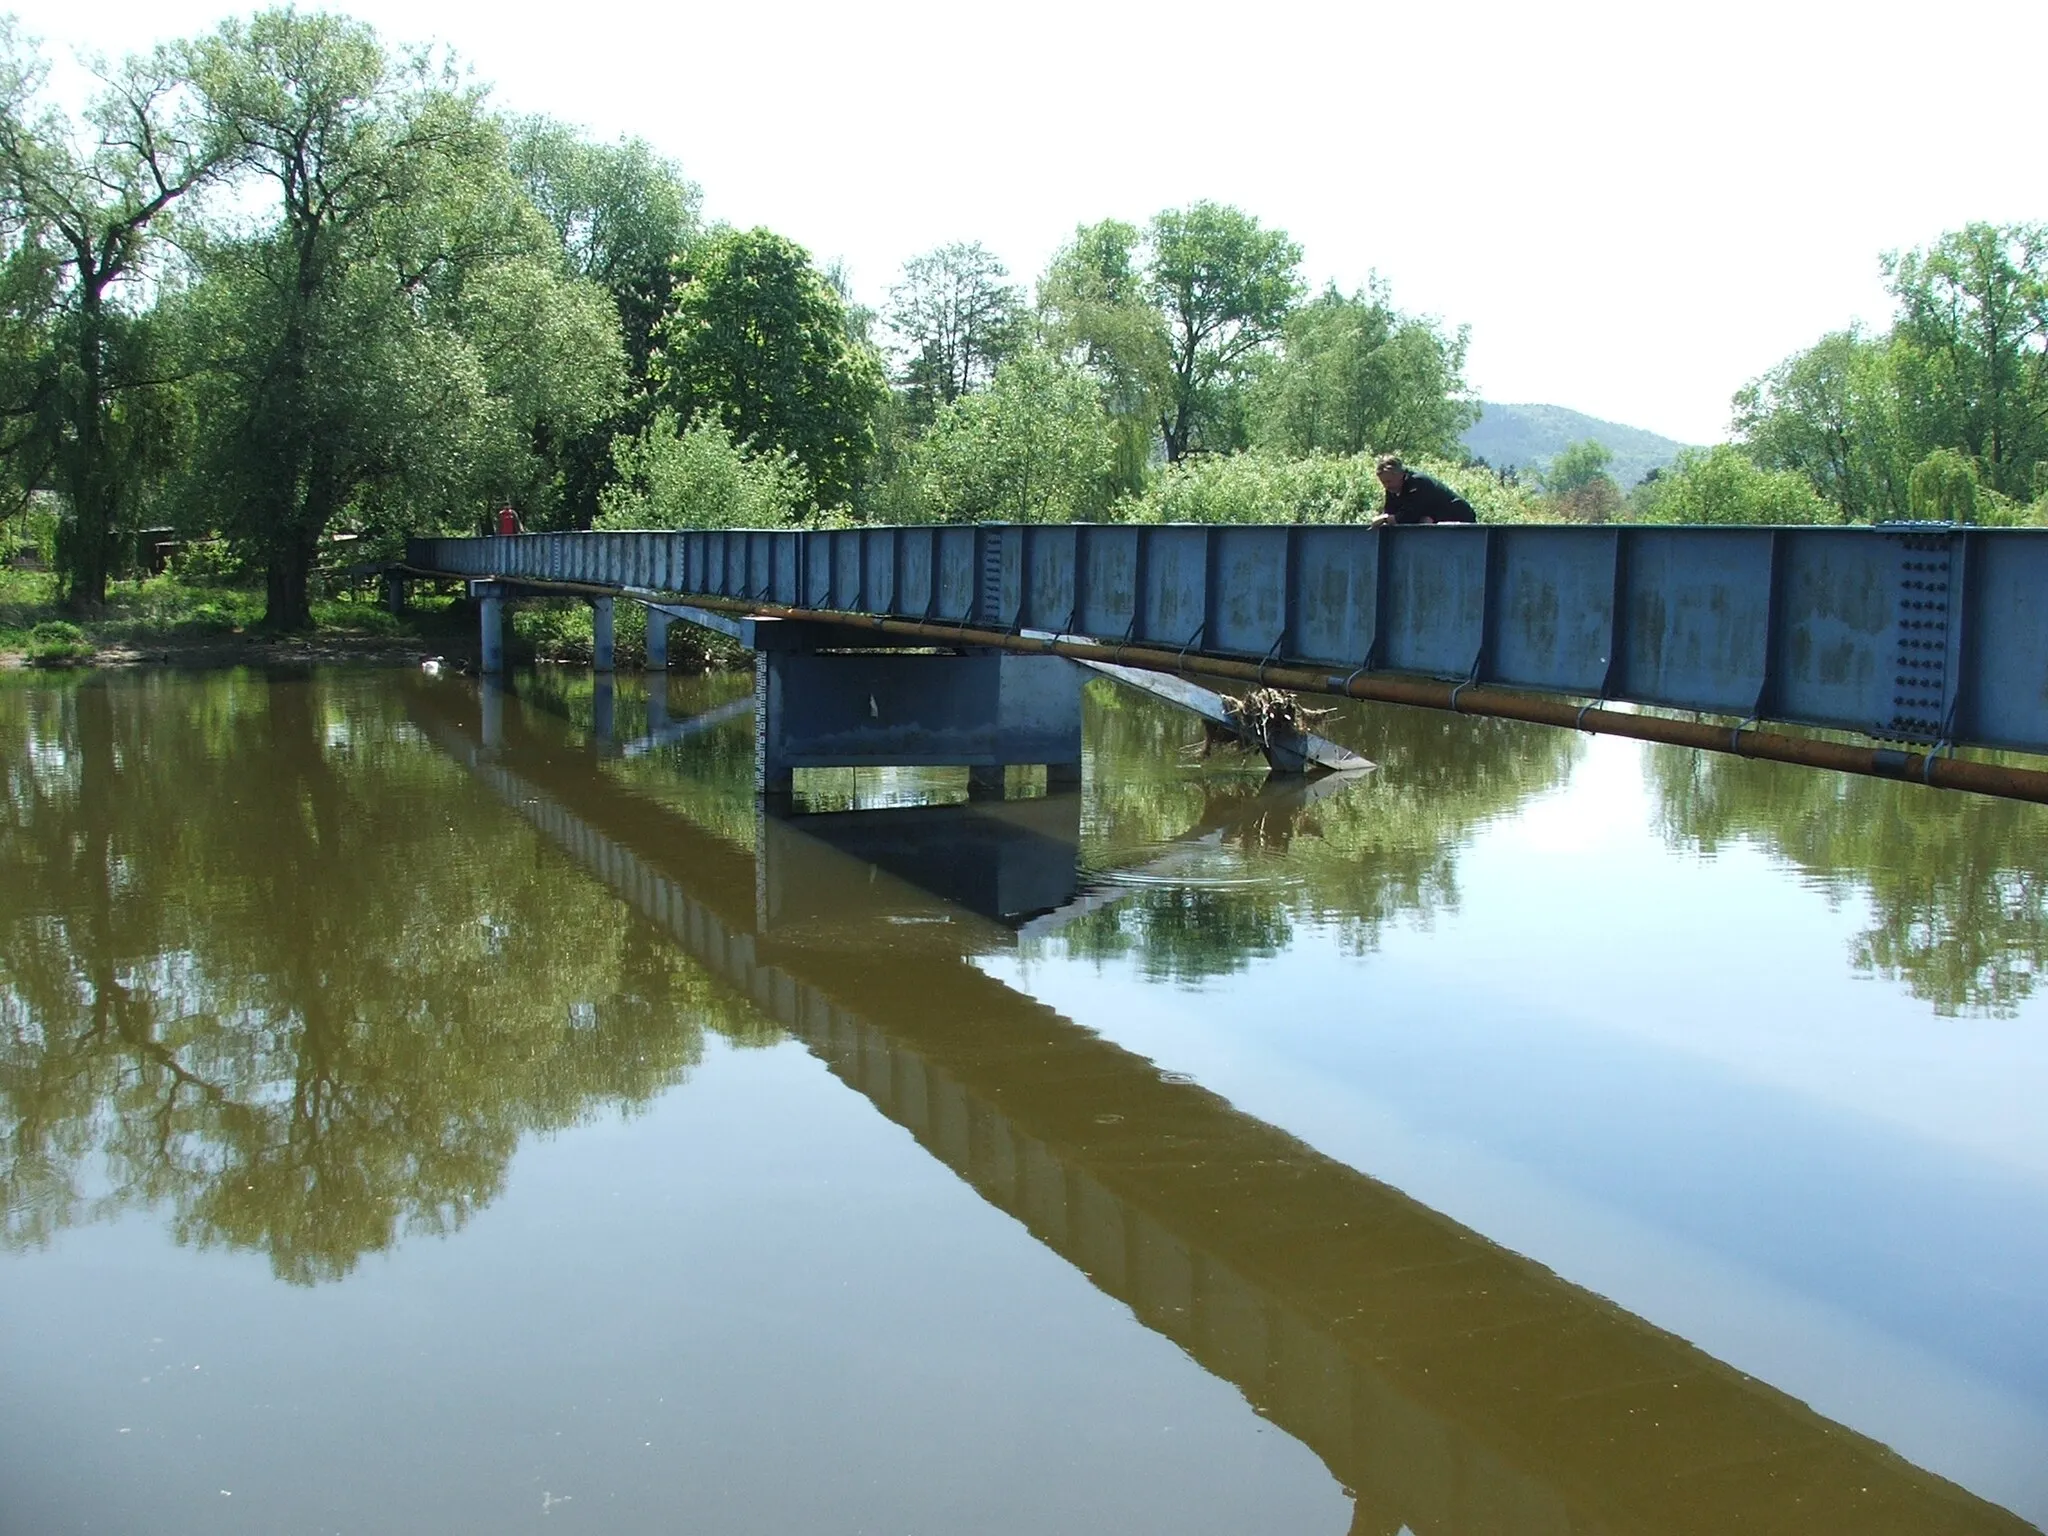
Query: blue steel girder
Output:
[[408, 523, 2048, 756]]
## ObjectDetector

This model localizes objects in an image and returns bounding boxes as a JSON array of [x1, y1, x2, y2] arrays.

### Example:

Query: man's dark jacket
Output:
[[1385, 470, 1477, 524]]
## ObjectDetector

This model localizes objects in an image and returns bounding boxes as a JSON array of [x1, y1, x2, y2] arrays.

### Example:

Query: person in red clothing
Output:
[[494, 506, 524, 536]]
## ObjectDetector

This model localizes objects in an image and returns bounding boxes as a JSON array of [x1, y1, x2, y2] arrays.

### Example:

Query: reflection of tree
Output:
[[0, 673, 774, 1282], [1059, 684, 1580, 981], [1649, 746, 2048, 1017]]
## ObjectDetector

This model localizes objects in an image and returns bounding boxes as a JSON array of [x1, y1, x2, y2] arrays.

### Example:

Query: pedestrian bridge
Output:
[[406, 522, 2048, 801]]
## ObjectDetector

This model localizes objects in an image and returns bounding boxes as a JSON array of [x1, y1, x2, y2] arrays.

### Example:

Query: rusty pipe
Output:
[[419, 571, 2048, 806]]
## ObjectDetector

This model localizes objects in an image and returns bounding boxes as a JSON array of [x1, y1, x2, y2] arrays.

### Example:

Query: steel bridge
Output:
[[406, 522, 2048, 800]]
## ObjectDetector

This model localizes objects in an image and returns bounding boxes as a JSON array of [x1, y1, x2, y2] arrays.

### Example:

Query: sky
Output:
[[12, 0, 2046, 444]]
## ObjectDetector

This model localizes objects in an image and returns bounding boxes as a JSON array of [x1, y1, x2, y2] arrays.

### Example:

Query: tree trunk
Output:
[[265, 538, 317, 631], [61, 295, 115, 612]]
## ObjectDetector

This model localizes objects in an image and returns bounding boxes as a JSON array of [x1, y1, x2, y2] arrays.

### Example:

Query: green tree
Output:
[[597, 410, 808, 529], [909, 348, 1113, 523], [1252, 282, 1475, 460], [0, 25, 224, 609], [653, 227, 885, 514], [1540, 438, 1622, 521], [1148, 203, 1303, 462], [1632, 444, 1832, 525], [1037, 218, 1169, 499], [885, 241, 1026, 420], [1886, 223, 2048, 500], [1124, 450, 1538, 526], [1542, 438, 1613, 495], [507, 118, 702, 526], [183, 10, 620, 626], [1734, 329, 1908, 521], [1907, 446, 1979, 523], [508, 119, 701, 385]]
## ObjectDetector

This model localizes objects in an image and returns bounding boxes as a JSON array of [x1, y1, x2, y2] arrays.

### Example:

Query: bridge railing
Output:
[[410, 523, 2048, 757]]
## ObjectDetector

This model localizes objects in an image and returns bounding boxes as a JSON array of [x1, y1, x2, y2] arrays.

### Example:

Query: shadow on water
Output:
[[0, 668, 2037, 1534], [1649, 744, 2048, 1017]]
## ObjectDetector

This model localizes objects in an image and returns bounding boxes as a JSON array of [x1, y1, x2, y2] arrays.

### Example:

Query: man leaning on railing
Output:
[[1370, 454, 1477, 527]]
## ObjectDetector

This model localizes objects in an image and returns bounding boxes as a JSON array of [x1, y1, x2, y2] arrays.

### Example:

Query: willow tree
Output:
[[182, 11, 621, 626], [0, 24, 223, 608]]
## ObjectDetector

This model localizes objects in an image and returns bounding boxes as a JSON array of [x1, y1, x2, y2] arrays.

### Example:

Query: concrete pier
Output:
[[591, 597, 614, 673], [476, 583, 507, 676], [752, 634, 1083, 798]]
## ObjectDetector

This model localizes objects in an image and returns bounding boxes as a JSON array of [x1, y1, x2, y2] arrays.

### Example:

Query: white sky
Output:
[[13, 0, 2046, 444]]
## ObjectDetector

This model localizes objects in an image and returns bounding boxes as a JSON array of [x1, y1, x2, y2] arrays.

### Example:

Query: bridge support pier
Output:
[[591, 597, 615, 673], [475, 582, 509, 676], [749, 620, 1082, 799], [645, 609, 671, 670], [382, 571, 407, 616]]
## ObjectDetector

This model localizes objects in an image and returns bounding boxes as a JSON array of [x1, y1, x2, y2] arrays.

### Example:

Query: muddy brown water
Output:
[[3, 666, 2045, 1534]]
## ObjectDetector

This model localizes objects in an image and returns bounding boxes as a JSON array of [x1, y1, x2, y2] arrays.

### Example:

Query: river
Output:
[[2, 665, 2044, 1534]]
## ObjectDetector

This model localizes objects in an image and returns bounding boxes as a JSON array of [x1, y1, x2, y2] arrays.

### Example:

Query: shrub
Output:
[[27, 620, 92, 664], [169, 540, 250, 585], [1632, 446, 1834, 525]]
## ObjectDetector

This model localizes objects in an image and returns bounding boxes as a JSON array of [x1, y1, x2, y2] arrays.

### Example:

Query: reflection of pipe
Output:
[[444, 577, 2048, 805], [616, 694, 752, 759]]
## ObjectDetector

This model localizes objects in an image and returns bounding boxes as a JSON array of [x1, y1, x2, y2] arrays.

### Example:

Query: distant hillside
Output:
[[1461, 402, 1694, 489]]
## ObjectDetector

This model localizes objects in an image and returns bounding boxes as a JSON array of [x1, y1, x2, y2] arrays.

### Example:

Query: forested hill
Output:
[[1462, 403, 1693, 488]]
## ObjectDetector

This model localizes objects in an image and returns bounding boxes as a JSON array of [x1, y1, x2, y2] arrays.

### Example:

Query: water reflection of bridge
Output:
[[408, 677, 2033, 1536]]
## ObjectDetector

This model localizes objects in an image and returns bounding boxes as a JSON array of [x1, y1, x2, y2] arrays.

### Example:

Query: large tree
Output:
[[508, 119, 701, 385], [1037, 218, 1169, 497], [0, 25, 224, 608], [1252, 281, 1475, 461], [506, 119, 702, 527], [1147, 202, 1302, 462], [183, 10, 620, 626], [1734, 328, 1908, 522], [1738, 225, 2048, 521], [652, 227, 884, 513], [1885, 223, 2048, 501], [884, 240, 1025, 420]]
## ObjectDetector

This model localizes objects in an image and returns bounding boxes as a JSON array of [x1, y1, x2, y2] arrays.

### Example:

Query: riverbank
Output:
[[0, 628, 469, 671], [0, 568, 737, 672]]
